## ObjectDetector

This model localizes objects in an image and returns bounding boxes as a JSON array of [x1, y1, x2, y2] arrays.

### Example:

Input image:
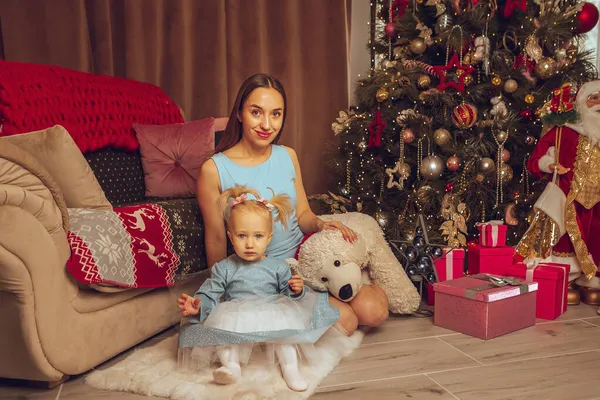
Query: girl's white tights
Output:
[[213, 346, 242, 385], [275, 344, 308, 392], [212, 344, 308, 392]]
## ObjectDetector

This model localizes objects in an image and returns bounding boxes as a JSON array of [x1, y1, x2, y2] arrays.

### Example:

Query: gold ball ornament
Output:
[[525, 135, 536, 145], [420, 155, 445, 179], [357, 140, 368, 153], [410, 38, 427, 54], [376, 87, 389, 102], [495, 130, 508, 143], [525, 94, 535, 104], [397, 162, 412, 178], [492, 76, 502, 86], [452, 103, 478, 128], [535, 57, 556, 79], [463, 52, 474, 65], [463, 75, 473, 86], [417, 75, 431, 89], [446, 155, 461, 171], [433, 128, 452, 146], [417, 185, 434, 203], [503, 79, 518, 94], [500, 163, 514, 182], [478, 157, 496, 174]]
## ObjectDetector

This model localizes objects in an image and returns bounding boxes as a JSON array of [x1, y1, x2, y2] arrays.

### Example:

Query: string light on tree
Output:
[[321, 0, 598, 248]]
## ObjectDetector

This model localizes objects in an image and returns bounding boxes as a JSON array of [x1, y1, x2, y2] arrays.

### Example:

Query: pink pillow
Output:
[[134, 118, 215, 198]]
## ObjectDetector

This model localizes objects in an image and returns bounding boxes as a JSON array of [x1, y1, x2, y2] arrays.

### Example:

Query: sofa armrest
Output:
[[0, 205, 74, 380], [0, 139, 69, 232]]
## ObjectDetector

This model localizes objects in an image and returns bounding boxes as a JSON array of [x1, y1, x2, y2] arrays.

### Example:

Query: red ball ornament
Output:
[[519, 108, 534, 120], [384, 23, 397, 37], [446, 155, 461, 171], [445, 183, 454, 192], [502, 149, 511, 162], [451, 103, 478, 128], [403, 128, 416, 143], [576, 2, 599, 34]]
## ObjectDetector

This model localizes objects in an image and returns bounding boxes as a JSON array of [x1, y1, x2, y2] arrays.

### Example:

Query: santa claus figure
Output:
[[517, 81, 600, 314]]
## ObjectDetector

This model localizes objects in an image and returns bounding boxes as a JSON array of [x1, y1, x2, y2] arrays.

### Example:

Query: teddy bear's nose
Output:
[[338, 284, 354, 300]]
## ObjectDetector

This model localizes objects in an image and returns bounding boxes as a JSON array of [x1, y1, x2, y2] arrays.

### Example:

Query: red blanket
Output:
[[0, 60, 183, 152]]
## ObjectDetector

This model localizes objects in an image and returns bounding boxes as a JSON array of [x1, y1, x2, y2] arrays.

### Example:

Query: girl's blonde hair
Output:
[[218, 184, 292, 229]]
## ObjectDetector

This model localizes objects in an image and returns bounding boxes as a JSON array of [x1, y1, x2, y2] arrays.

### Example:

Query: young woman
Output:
[[196, 74, 389, 336]]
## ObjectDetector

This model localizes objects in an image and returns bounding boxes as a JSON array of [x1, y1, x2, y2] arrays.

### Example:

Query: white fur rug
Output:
[[85, 328, 364, 400]]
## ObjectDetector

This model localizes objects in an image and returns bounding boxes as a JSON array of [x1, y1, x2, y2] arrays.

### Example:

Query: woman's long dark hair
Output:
[[214, 73, 287, 154]]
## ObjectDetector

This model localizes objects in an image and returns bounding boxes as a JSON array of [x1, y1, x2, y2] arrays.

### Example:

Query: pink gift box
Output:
[[477, 221, 507, 247], [467, 243, 514, 276], [506, 262, 570, 320], [434, 274, 538, 339], [426, 248, 465, 306]]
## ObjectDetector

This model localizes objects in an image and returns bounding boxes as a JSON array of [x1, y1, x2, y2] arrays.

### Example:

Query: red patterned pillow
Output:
[[134, 118, 215, 198]]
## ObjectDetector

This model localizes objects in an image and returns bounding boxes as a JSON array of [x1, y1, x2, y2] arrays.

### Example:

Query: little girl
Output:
[[177, 185, 334, 392]]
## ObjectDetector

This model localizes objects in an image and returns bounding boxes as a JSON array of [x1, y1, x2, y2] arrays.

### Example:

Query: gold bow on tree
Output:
[[440, 193, 469, 247]]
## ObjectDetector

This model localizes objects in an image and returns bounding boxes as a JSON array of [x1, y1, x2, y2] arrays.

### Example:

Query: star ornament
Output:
[[392, 0, 409, 19], [504, 0, 527, 17], [433, 54, 475, 93], [389, 214, 454, 285]]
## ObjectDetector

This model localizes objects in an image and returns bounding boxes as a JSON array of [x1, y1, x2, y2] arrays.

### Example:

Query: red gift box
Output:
[[476, 221, 507, 247], [467, 243, 514, 276], [506, 262, 570, 320], [426, 248, 465, 306], [434, 274, 538, 339]]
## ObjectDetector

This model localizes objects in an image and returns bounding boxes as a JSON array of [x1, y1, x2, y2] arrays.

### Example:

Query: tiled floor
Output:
[[2, 304, 600, 399]]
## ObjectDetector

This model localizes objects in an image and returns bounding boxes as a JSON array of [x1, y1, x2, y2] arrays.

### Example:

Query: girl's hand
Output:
[[549, 163, 570, 175], [318, 219, 358, 243], [177, 293, 201, 316], [288, 274, 304, 294]]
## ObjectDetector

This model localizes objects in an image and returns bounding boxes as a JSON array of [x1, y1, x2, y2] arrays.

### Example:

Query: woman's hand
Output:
[[317, 219, 358, 243], [549, 163, 571, 175], [288, 274, 304, 294], [177, 293, 201, 316]]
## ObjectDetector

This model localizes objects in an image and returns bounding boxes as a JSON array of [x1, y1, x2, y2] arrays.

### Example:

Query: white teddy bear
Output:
[[287, 212, 421, 315], [490, 96, 508, 119]]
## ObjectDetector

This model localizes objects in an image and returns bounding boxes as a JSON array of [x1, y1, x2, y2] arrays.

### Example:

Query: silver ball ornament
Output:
[[433, 128, 452, 146], [503, 79, 518, 94]]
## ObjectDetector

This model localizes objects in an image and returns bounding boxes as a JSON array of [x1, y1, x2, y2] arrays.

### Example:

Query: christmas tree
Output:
[[318, 0, 598, 247]]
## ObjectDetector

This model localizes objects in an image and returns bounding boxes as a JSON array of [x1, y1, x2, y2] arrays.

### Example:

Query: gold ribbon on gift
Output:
[[464, 274, 532, 300]]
